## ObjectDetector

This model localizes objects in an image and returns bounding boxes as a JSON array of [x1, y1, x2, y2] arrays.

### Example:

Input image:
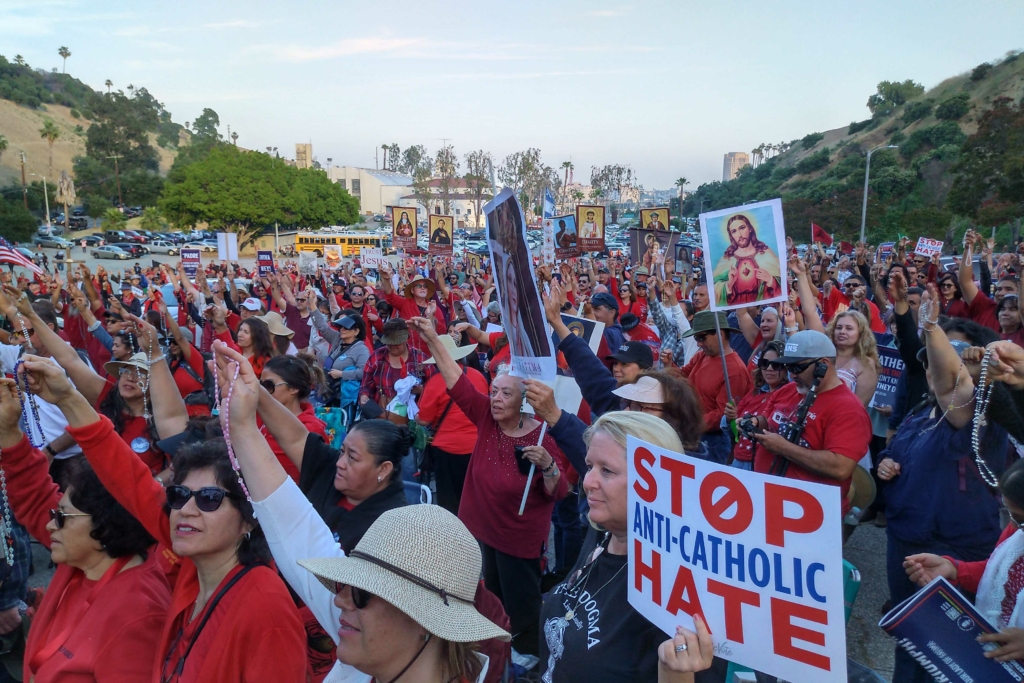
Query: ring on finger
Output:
[[675, 644, 687, 653]]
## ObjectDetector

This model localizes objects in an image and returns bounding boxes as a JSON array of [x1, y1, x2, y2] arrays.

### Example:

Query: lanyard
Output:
[[28, 555, 133, 672]]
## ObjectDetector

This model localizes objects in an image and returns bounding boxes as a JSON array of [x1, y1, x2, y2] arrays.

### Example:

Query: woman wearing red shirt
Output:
[[614, 281, 646, 320], [417, 334, 488, 515], [725, 340, 788, 470], [19, 355, 307, 683], [0, 379, 170, 683], [214, 315, 277, 378], [257, 355, 327, 482]]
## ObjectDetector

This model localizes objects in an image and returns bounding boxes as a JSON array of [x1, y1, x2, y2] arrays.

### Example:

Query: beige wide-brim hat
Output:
[[103, 351, 151, 378], [424, 335, 478, 364], [298, 505, 510, 643], [257, 311, 295, 339], [611, 376, 665, 404], [847, 465, 877, 511], [403, 275, 436, 299]]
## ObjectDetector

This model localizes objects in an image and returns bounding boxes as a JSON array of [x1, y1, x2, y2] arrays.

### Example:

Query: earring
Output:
[[245, 531, 251, 540], [377, 476, 382, 483]]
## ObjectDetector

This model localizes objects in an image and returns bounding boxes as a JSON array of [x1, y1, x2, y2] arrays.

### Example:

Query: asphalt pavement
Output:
[[844, 523, 895, 680]]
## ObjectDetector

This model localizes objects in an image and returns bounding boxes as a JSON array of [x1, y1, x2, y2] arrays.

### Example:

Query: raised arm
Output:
[[959, 230, 980, 303], [789, 256, 824, 333], [920, 287, 974, 429], [409, 317, 461, 389], [124, 312, 189, 439], [735, 307, 761, 347]]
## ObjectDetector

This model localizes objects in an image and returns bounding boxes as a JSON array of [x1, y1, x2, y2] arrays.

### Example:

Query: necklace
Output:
[[0, 446, 14, 567], [972, 348, 1000, 487], [14, 360, 43, 448], [213, 359, 251, 502], [562, 534, 626, 621]]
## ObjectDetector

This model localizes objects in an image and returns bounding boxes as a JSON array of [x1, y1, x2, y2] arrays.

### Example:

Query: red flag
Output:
[[811, 223, 833, 246], [839, 241, 854, 255]]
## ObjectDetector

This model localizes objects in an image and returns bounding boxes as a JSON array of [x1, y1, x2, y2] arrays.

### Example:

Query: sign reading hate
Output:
[[914, 237, 943, 258], [627, 436, 846, 683]]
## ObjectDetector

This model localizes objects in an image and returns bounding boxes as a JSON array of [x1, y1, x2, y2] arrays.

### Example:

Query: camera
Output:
[[736, 416, 763, 439]]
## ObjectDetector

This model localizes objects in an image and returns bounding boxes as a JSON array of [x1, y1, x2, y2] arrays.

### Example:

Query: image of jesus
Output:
[[712, 214, 782, 306]]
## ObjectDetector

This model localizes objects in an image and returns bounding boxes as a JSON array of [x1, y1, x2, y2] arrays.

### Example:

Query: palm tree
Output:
[[675, 177, 689, 213], [231, 131, 238, 146], [14, 55, 25, 66], [58, 46, 71, 74], [560, 160, 573, 210], [55, 170, 76, 234], [39, 120, 60, 178], [127, 84, 134, 98], [105, 79, 112, 94], [0, 135, 7, 166]]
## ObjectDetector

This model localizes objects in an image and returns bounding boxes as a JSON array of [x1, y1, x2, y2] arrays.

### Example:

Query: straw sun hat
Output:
[[103, 352, 151, 378], [298, 505, 510, 643], [424, 334, 478, 364]]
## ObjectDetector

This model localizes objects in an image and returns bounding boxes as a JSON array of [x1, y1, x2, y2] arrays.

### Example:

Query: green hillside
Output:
[[684, 50, 1024, 247]]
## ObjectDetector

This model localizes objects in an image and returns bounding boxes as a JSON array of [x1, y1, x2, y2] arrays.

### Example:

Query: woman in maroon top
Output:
[[409, 316, 568, 658]]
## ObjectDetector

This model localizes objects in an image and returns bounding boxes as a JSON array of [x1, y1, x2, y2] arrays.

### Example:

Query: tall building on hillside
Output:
[[723, 152, 750, 182], [295, 143, 313, 170]]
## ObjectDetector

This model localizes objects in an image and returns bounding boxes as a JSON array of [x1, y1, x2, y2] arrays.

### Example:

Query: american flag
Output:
[[0, 237, 43, 275]]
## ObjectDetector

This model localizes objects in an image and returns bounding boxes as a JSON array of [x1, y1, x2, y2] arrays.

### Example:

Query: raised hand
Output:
[[902, 553, 956, 587], [986, 340, 1024, 389], [17, 354, 76, 405], [0, 379, 22, 435], [657, 615, 714, 675], [210, 340, 259, 430], [524, 379, 560, 425], [406, 316, 438, 343]]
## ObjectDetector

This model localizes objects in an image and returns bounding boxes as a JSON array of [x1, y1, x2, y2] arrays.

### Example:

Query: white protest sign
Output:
[[914, 237, 943, 258], [627, 436, 846, 683], [217, 232, 239, 261], [361, 248, 387, 269]]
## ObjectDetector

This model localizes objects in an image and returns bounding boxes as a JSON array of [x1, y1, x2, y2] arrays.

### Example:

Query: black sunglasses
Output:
[[334, 583, 373, 609], [261, 380, 288, 394], [49, 508, 90, 529], [843, 282, 863, 289], [693, 332, 711, 342], [166, 485, 228, 512], [759, 359, 786, 371], [788, 359, 819, 374]]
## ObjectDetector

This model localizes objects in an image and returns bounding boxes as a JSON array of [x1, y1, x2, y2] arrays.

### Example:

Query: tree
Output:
[[0, 198, 36, 242], [82, 194, 112, 219], [947, 97, 1024, 220], [140, 206, 166, 232], [58, 46, 70, 74], [103, 207, 127, 231], [55, 170, 76, 233], [0, 135, 7, 166], [590, 164, 635, 222], [866, 80, 925, 117], [971, 63, 993, 82], [936, 94, 970, 121], [498, 148, 555, 214], [39, 119, 60, 178], [105, 79, 112, 94], [13, 55, 25, 66], [231, 131, 238, 146], [387, 144, 400, 172], [675, 177, 689, 211], [434, 144, 460, 216], [560, 160, 574, 210], [463, 149, 492, 227], [399, 145, 430, 176]]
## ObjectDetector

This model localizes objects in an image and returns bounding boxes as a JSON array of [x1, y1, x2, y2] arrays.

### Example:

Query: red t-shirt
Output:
[[680, 351, 753, 433], [171, 343, 206, 397], [96, 380, 165, 475], [731, 388, 775, 462], [967, 291, 1001, 333], [753, 382, 871, 513], [488, 331, 510, 373], [258, 402, 327, 482], [418, 368, 489, 454]]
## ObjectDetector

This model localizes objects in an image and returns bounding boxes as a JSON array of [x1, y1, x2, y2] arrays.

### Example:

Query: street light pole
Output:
[[31, 173, 51, 232], [860, 145, 898, 243]]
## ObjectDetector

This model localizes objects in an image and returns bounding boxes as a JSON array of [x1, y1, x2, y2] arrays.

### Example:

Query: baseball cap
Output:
[[916, 339, 971, 365], [590, 292, 618, 310], [609, 341, 653, 369], [776, 330, 837, 364], [120, 280, 132, 290], [240, 297, 263, 312], [353, 267, 363, 275]]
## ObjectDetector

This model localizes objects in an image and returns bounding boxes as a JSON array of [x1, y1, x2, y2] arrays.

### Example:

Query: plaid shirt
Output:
[[0, 516, 30, 611], [359, 345, 436, 403]]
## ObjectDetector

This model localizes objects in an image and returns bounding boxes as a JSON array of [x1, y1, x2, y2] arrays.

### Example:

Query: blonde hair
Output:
[[825, 310, 879, 372], [583, 410, 684, 454]]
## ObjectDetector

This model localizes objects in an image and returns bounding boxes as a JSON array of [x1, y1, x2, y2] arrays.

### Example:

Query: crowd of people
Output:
[[2, 226, 1024, 681]]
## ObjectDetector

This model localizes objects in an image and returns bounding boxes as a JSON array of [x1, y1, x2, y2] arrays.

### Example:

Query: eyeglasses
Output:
[[940, 282, 955, 289], [693, 332, 711, 343], [628, 401, 664, 415], [1010, 511, 1024, 530], [166, 485, 228, 512], [759, 360, 786, 371], [49, 509, 90, 529], [14, 327, 34, 337], [333, 583, 374, 609], [787, 359, 820, 374], [296, 297, 308, 303], [843, 283, 862, 289], [261, 380, 288, 394]]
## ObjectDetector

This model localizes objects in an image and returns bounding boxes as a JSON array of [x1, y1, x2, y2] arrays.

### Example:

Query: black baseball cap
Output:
[[590, 292, 618, 310], [609, 341, 653, 369]]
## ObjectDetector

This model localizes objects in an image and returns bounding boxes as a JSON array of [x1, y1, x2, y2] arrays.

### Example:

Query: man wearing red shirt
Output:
[[959, 235, 1021, 333], [749, 330, 871, 515], [377, 265, 445, 352], [679, 311, 752, 464]]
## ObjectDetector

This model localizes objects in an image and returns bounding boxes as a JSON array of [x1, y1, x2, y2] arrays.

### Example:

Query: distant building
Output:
[[723, 152, 750, 181], [327, 166, 414, 215], [397, 178, 492, 229], [295, 143, 313, 170]]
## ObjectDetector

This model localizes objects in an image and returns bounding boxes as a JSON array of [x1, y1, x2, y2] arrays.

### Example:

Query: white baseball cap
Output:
[[241, 297, 263, 312]]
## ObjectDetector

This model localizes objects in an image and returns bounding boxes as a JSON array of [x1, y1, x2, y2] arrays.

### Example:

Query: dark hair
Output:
[[907, 286, 924, 297], [239, 318, 276, 359], [170, 438, 270, 566], [65, 458, 156, 558], [938, 274, 963, 302], [679, 300, 695, 319], [997, 294, 1020, 313], [752, 339, 788, 388], [340, 308, 367, 341], [938, 316, 999, 347], [31, 300, 59, 332], [639, 371, 704, 451], [264, 354, 314, 399], [145, 309, 164, 332], [1000, 458, 1024, 510], [375, 300, 393, 318], [348, 421, 414, 483], [723, 215, 770, 259], [112, 331, 140, 354], [97, 373, 161, 452]]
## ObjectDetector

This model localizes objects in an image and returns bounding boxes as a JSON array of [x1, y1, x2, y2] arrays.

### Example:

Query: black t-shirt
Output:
[[298, 433, 407, 553], [538, 528, 662, 683]]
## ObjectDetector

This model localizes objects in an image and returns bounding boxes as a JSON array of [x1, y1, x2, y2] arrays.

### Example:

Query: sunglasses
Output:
[[843, 282, 863, 289], [940, 282, 955, 289], [296, 297, 308, 303], [334, 583, 373, 609], [14, 327, 35, 337], [166, 485, 229, 512], [49, 508, 90, 529], [261, 380, 288, 394], [759, 360, 786, 371], [693, 332, 711, 343], [787, 359, 819, 374]]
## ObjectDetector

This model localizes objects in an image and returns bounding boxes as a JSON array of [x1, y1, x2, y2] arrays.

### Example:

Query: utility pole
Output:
[[30, 174, 51, 232], [19, 152, 28, 210], [860, 145, 898, 243], [107, 155, 123, 208]]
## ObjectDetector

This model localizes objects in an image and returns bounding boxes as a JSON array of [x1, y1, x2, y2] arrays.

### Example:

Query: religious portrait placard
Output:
[[628, 228, 681, 275], [640, 207, 670, 232], [428, 215, 454, 256], [323, 245, 342, 270], [548, 214, 580, 260], [575, 205, 605, 252], [699, 198, 788, 312], [391, 206, 417, 251]]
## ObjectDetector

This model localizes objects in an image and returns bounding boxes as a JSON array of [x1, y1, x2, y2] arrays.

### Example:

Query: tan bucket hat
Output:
[[424, 334, 478, 364], [403, 275, 436, 299], [257, 311, 295, 339], [103, 352, 151, 379], [611, 375, 665, 404], [298, 505, 510, 643]]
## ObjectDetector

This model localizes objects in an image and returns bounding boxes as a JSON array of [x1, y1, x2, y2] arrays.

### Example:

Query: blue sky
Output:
[[2, 0, 1022, 189]]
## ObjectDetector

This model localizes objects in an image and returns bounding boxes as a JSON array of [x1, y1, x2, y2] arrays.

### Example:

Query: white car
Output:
[[148, 240, 180, 255], [183, 242, 217, 253], [92, 245, 130, 260]]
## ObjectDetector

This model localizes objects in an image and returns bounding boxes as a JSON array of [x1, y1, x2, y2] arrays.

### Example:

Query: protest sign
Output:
[[391, 206, 417, 251], [640, 207, 670, 232], [629, 228, 681, 275], [256, 250, 276, 277], [217, 232, 238, 261], [541, 218, 556, 264], [181, 248, 201, 278], [576, 205, 605, 252], [880, 577, 1024, 683], [675, 244, 693, 276], [485, 188, 556, 380], [428, 215, 454, 257], [548, 214, 580, 260], [876, 242, 895, 262], [549, 313, 604, 359], [323, 245, 342, 270], [361, 248, 387, 269], [700, 198, 788, 312], [870, 346, 904, 412], [298, 252, 318, 276], [914, 237, 943, 258], [627, 436, 846, 683]]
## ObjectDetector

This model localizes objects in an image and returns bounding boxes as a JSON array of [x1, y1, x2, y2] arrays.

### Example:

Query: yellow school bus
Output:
[[295, 232, 386, 257]]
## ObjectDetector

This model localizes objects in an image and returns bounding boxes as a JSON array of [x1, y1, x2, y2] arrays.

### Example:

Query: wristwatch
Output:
[[43, 444, 56, 458]]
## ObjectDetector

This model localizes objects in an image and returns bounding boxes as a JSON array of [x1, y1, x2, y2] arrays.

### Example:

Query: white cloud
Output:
[[202, 20, 260, 29], [272, 37, 427, 62]]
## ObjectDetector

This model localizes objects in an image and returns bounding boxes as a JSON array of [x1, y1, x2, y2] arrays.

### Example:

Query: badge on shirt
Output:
[[131, 437, 150, 454]]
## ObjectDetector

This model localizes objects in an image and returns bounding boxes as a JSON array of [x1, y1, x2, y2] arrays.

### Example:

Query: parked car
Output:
[[147, 240, 179, 255], [93, 246, 130, 260], [15, 247, 38, 263], [80, 235, 105, 247], [183, 241, 217, 253], [71, 207, 85, 217], [155, 232, 184, 243], [122, 230, 147, 243], [67, 217, 88, 229], [113, 242, 150, 257], [33, 235, 74, 249], [104, 230, 129, 242]]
